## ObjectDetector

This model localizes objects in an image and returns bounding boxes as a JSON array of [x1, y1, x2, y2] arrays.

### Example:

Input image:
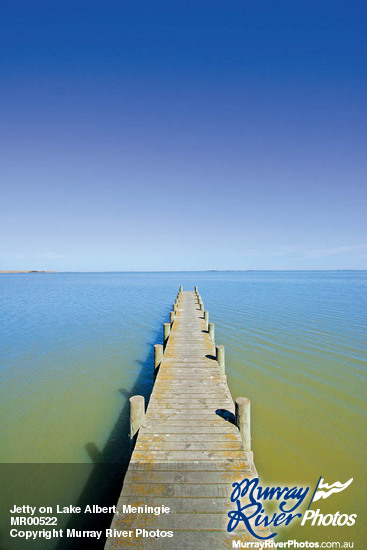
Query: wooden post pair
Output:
[[129, 394, 251, 452]]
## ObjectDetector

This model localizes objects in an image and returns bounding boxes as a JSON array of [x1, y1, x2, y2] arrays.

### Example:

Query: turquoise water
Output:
[[1, 271, 366, 548]]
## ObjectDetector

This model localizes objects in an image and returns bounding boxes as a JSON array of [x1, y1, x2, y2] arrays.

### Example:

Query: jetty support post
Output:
[[194, 285, 198, 293], [163, 322, 171, 348], [208, 322, 215, 342], [154, 344, 163, 374], [200, 303, 204, 313], [170, 311, 175, 326], [235, 397, 251, 451], [216, 345, 225, 374], [129, 395, 145, 441], [204, 310, 209, 329]]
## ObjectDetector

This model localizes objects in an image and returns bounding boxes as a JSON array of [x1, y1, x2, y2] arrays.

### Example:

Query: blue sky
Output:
[[1, 1, 366, 270]]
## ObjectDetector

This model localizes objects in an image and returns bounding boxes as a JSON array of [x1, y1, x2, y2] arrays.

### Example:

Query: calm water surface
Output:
[[1, 272, 366, 548]]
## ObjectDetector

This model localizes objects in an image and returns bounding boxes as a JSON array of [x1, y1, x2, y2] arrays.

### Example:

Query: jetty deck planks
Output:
[[105, 290, 267, 549]]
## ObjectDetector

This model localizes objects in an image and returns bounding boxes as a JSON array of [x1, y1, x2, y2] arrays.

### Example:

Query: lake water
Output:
[[1, 271, 366, 548]]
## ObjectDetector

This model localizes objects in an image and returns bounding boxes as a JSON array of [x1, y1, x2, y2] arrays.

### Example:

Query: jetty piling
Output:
[[216, 345, 225, 375], [163, 322, 170, 347], [129, 395, 145, 440], [204, 310, 209, 329], [235, 397, 251, 452], [154, 344, 163, 374]]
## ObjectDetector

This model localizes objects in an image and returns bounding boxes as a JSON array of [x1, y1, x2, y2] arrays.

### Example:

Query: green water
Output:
[[1, 272, 366, 548]]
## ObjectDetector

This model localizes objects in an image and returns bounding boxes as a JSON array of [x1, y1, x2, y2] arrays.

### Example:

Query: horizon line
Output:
[[1, 269, 366, 274]]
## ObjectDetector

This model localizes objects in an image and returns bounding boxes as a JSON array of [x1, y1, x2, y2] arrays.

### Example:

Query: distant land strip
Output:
[[0, 270, 57, 274]]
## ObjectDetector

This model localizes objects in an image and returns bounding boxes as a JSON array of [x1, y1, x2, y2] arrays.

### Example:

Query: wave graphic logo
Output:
[[308, 476, 353, 507]]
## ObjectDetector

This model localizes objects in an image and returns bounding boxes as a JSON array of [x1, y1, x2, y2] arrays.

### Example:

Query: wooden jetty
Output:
[[105, 287, 268, 549]]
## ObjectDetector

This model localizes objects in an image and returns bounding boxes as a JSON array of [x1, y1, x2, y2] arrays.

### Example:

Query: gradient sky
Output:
[[1, 1, 366, 270]]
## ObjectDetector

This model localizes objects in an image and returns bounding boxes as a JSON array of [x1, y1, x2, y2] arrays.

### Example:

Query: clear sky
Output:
[[1, 1, 366, 270]]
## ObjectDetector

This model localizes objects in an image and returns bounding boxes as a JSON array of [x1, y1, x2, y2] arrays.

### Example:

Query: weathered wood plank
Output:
[[124, 469, 255, 484], [135, 441, 243, 451], [149, 402, 234, 408], [139, 426, 238, 433], [127, 458, 255, 471], [136, 433, 240, 442], [119, 482, 239, 498], [131, 450, 245, 461]]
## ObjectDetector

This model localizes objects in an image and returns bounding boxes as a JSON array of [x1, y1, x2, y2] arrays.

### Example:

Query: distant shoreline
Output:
[[0, 269, 365, 274], [0, 271, 57, 274]]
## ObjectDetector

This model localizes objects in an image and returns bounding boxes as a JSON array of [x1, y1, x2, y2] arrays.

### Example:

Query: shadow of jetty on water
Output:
[[55, 329, 160, 550]]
